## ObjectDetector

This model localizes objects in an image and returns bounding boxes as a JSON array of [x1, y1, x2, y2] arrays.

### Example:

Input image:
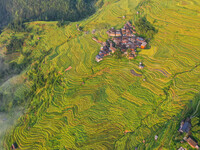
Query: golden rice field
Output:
[[1, 0, 200, 149]]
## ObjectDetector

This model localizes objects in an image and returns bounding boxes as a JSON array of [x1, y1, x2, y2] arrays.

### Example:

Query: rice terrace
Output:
[[0, 0, 200, 149]]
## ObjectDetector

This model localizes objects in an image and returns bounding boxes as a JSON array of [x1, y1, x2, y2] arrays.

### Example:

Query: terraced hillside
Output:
[[1, 0, 200, 149]]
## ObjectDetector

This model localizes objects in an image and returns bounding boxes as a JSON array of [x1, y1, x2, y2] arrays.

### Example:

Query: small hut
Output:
[[155, 135, 158, 141], [92, 29, 96, 34], [139, 62, 144, 69], [143, 139, 146, 143]]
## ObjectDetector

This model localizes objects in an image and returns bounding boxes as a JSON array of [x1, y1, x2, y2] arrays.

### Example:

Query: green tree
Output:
[[135, 16, 158, 39], [113, 48, 122, 59], [127, 49, 132, 56], [0, 0, 101, 29], [6, 36, 24, 54]]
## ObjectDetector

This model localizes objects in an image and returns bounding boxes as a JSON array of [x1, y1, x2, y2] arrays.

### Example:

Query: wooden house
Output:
[[121, 44, 127, 50], [179, 118, 191, 133], [109, 42, 114, 48], [110, 42, 116, 53], [124, 24, 130, 30], [186, 137, 199, 149], [107, 28, 116, 36], [126, 29, 132, 37], [99, 51, 104, 57], [130, 37, 136, 43], [122, 37, 129, 44], [131, 29, 136, 34], [96, 55, 103, 62], [113, 37, 122, 45], [121, 28, 126, 36], [115, 30, 122, 36], [135, 41, 142, 47], [130, 44, 136, 51], [141, 42, 147, 49], [110, 47, 116, 53], [127, 21, 132, 27], [136, 37, 145, 42], [103, 46, 109, 51], [178, 147, 186, 150], [92, 37, 98, 42]]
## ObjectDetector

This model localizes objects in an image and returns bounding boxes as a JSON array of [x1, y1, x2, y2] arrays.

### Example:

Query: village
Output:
[[94, 21, 147, 63]]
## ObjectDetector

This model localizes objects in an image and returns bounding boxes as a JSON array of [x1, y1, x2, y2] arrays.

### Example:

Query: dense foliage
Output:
[[0, 0, 99, 29], [0, 26, 53, 112], [113, 48, 123, 59], [135, 16, 158, 39], [6, 36, 24, 54], [7, 19, 28, 32]]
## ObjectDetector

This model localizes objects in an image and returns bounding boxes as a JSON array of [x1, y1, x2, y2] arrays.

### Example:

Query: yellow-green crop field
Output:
[[1, 0, 200, 149]]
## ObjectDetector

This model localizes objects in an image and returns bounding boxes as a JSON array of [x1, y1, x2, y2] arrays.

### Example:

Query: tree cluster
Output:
[[6, 36, 24, 54], [135, 17, 158, 39], [113, 48, 123, 59], [0, 0, 100, 30]]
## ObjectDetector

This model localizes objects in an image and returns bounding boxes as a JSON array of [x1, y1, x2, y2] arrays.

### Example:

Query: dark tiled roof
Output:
[[121, 44, 126, 49], [103, 46, 109, 51], [141, 42, 147, 46], [130, 44, 136, 49], [137, 37, 144, 41], [96, 55, 103, 59], [180, 121, 191, 133]]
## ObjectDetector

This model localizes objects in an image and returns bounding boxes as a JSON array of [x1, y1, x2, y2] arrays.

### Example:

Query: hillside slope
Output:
[[1, 0, 200, 149], [0, 0, 100, 29]]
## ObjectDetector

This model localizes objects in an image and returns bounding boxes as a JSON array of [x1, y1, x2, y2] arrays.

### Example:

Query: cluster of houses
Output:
[[95, 21, 147, 62], [178, 118, 199, 149], [95, 45, 110, 62]]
